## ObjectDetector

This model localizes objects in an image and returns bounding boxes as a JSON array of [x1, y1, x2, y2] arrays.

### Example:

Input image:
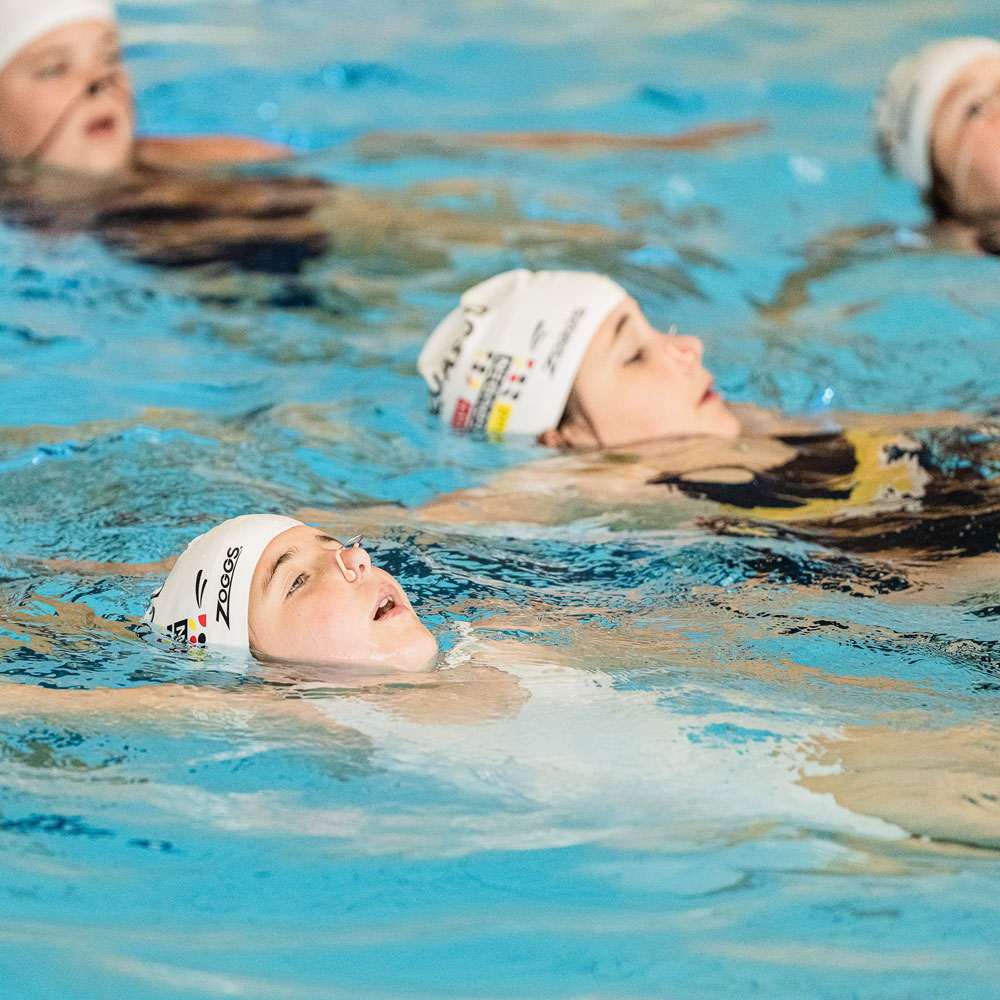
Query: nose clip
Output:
[[334, 534, 364, 583]]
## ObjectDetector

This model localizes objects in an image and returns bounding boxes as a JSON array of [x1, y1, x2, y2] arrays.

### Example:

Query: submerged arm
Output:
[[802, 723, 1000, 850], [0, 680, 360, 744], [352, 119, 767, 158], [135, 135, 293, 169], [0, 654, 527, 730], [27, 555, 177, 576]]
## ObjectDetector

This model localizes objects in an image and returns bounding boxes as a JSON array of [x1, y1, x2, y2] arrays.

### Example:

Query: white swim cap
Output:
[[144, 514, 303, 652], [875, 36, 1000, 190], [418, 269, 627, 437], [0, 0, 117, 73]]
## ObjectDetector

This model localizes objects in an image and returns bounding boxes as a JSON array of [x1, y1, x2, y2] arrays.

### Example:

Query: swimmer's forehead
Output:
[[590, 297, 645, 345], [941, 54, 1000, 100], [252, 527, 343, 596], [3, 22, 118, 74]]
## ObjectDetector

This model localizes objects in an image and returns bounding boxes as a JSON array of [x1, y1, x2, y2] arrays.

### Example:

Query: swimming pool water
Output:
[[3, 0, 1000, 997]]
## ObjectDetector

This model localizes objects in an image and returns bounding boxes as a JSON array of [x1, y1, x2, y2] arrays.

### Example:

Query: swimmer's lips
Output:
[[84, 113, 120, 139], [371, 582, 411, 623], [699, 381, 722, 406], [85, 116, 115, 137]]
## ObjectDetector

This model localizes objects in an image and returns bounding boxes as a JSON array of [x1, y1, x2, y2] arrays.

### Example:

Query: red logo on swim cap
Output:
[[451, 398, 471, 430]]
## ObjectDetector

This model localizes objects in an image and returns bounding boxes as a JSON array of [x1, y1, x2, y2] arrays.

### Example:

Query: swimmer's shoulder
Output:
[[135, 134, 294, 170]]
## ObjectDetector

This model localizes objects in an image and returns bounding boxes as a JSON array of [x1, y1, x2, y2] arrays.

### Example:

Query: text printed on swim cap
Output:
[[215, 546, 242, 629], [544, 308, 585, 376]]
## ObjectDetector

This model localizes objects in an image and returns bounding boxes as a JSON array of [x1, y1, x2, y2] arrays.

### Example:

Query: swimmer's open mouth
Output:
[[372, 584, 407, 622], [86, 115, 117, 137], [699, 383, 720, 405]]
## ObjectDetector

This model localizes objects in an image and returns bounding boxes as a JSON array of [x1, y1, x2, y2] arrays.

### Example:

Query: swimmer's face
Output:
[[0, 20, 134, 173], [931, 54, 1000, 219], [248, 526, 438, 671], [540, 297, 741, 448]]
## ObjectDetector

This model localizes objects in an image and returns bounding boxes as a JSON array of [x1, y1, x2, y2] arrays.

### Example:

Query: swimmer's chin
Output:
[[248, 644, 441, 685], [21, 146, 134, 178]]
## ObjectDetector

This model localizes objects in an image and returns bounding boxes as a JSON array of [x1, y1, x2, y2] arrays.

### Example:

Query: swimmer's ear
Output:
[[537, 428, 568, 449]]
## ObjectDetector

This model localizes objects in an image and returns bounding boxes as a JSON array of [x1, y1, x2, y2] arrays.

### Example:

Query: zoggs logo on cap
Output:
[[152, 545, 242, 647], [215, 545, 242, 629]]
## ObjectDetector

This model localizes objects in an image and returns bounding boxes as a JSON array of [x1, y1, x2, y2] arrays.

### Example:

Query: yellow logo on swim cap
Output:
[[487, 402, 513, 435]]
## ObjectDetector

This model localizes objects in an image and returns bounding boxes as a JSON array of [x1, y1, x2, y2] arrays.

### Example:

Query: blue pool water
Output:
[[3, 0, 1000, 996]]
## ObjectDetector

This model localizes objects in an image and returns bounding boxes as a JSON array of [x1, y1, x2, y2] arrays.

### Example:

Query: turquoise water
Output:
[[3, 0, 1000, 996]]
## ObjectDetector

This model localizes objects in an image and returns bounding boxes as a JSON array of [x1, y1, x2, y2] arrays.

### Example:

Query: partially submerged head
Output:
[[418, 268, 740, 449], [145, 515, 438, 671], [0, 0, 134, 173], [876, 36, 1000, 222]]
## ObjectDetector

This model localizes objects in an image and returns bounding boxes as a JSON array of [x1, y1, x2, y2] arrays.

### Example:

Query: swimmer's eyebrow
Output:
[[25, 30, 119, 62], [25, 44, 72, 61], [610, 314, 630, 345], [263, 547, 298, 595], [946, 76, 996, 116]]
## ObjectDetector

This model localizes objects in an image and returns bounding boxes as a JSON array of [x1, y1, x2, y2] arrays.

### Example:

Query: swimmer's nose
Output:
[[86, 71, 121, 98], [663, 331, 703, 367], [678, 334, 704, 361], [334, 543, 372, 584]]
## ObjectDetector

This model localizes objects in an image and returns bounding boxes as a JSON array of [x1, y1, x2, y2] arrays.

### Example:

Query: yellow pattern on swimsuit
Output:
[[719, 430, 930, 524]]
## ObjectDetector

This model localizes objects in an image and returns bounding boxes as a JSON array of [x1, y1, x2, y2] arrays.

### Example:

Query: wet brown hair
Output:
[[925, 164, 959, 221]]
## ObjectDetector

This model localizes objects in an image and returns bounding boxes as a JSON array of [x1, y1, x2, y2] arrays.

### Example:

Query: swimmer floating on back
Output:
[[0, 0, 764, 275], [0, 0, 764, 177], [418, 268, 742, 449], [143, 514, 438, 670], [417, 267, 984, 452], [6, 515, 1000, 850], [400, 268, 1000, 574], [877, 36, 1000, 244], [740, 37, 1000, 323], [0, 0, 290, 173]]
